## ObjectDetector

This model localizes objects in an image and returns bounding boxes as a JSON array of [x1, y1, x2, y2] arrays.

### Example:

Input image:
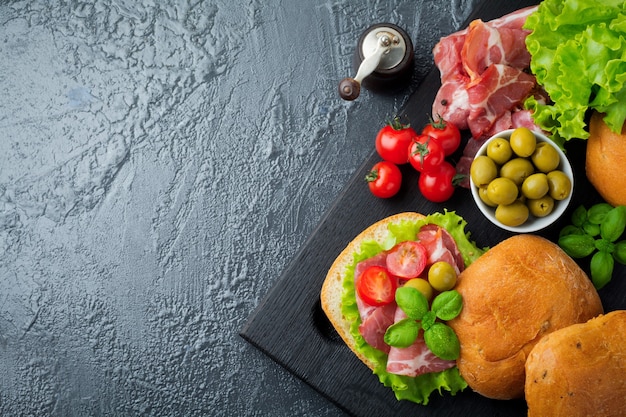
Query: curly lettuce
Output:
[[523, 0, 626, 146], [340, 211, 485, 404]]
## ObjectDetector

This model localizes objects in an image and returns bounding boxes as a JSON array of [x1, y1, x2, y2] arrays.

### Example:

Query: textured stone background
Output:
[[0, 1, 478, 415]]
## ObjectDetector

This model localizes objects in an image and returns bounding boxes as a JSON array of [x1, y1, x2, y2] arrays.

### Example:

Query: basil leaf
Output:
[[600, 205, 626, 243], [613, 240, 626, 265], [571, 205, 587, 227], [590, 250, 614, 290], [423, 323, 460, 361], [431, 290, 463, 321], [582, 221, 600, 237], [559, 224, 583, 237], [395, 286, 429, 320], [587, 203, 614, 224], [420, 310, 436, 331], [558, 233, 596, 258], [595, 238, 614, 254], [384, 318, 420, 348]]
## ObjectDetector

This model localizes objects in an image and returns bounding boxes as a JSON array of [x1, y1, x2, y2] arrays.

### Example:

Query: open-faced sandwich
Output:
[[321, 211, 484, 404]]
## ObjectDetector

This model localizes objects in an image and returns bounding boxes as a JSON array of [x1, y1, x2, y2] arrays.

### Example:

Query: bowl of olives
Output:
[[469, 127, 574, 233]]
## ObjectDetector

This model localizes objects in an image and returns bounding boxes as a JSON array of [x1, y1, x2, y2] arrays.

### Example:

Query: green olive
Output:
[[500, 157, 535, 186], [427, 261, 457, 292], [509, 127, 537, 157], [478, 186, 497, 207], [495, 201, 530, 227], [470, 155, 498, 187], [487, 177, 519, 206], [521, 173, 549, 199], [547, 170, 572, 200], [403, 278, 434, 302], [528, 196, 555, 217], [531, 142, 560, 173], [487, 138, 513, 165]]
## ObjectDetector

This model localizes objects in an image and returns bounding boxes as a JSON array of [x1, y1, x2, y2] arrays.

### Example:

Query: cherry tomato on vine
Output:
[[422, 115, 461, 156], [375, 116, 417, 165], [408, 134, 445, 173], [356, 265, 397, 306], [366, 161, 402, 198], [418, 160, 458, 202]]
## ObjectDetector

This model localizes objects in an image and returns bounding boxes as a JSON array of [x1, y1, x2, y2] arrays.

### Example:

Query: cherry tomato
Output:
[[356, 266, 397, 306], [386, 241, 428, 278], [408, 134, 445, 173], [366, 161, 402, 198], [422, 115, 461, 156], [418, 160, 457, 203], [375, 117, 417, 165]]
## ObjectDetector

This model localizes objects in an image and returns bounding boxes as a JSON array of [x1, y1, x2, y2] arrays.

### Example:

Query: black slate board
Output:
[[240, 0, 626, 415]]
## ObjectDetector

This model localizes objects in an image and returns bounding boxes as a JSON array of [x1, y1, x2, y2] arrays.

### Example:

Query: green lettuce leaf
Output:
[[340, 210, 486, 404], [524, 0, 626, 144]]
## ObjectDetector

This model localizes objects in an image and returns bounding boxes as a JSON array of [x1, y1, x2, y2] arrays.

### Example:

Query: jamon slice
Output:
[[432, 75, 471, 131], [487, 5, 538, 29], [386, 309, 455, 377], [357, 302, 396, 354], [433, 32, 466, 83], [431, 6, 539, 136], [462, 19, 531, 83], [466, 64, 536, 139], [417, 224, 465, 274]]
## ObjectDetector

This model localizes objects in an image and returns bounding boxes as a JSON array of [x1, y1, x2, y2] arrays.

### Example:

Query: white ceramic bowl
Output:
[[469, 129, 574, 233]]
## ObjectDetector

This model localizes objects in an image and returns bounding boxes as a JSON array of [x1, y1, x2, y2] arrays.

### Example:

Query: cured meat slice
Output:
[[417, 224, 465, 274], [466, 64, 536, 139], [487, 5, 538, 29], [386, 332, 456, 376], [433, 32, 466, 83], [432, 75, 471, 131], [462, 19, 531, 83], [511, 108, 542, 131], [358, 302, 396, 354], [386, 309, 455, 376], [431, 6, 540, 137]]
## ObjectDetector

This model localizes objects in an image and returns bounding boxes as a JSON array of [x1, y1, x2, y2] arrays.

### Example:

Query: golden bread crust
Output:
[[586, 112, 626, 206], [525, 310, 626, 417]]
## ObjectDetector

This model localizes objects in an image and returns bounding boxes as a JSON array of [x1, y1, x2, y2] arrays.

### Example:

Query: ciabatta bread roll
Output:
[[447, 235, 603, 399], [525, 310, 626, 417]]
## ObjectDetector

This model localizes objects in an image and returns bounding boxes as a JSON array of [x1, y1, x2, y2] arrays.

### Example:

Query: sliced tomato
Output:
[[386, 241, 428, 278], [356, 266, 397, 306]]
